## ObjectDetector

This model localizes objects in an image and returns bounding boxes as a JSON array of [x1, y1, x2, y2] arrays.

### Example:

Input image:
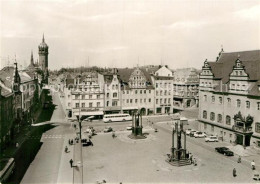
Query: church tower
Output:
[[38, 34, 49, 73]]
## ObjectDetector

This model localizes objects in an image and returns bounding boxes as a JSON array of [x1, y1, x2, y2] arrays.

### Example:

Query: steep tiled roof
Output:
[[0, 66, 15, 89], [209, 50, 260, 83]]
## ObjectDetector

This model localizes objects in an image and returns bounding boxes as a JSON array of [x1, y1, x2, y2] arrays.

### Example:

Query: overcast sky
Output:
[[0, 0, 259, 70]]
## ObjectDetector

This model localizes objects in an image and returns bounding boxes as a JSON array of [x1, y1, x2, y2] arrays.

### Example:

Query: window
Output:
[[144, 99, 146, 103], [258, 102, 260, 110], [112, 101, 117, 106], [135, 99, 138, 103], [82, 103, 85, 108], [82, 95, 85, 99], [237, 99, 241, 107], [156, 99, 158, 104], [226, 115, 231, 125], [140, 90, 142, 94], [156, 91, 159, 96], [160, 99, 162, 104], [164, 90, 167, 95], [246, 101, 250, 109], [130, 99, 132, 103], [164, 99, 167, 103], [97, 102, 100, 107], [168, 98, 170, 104], [149, 90, 151, 94], [135, 90, 138, 94], [219, 97, 222, 104], [75, 95, 79, 100], [112, 85, 115, 89], [227, 98, 231, 105], [97, 95, 100, 99], [76, 103, 79, 108], [210, 112, 215, 121], [255, 123, 260, 133], [140, 99, 143, 103], [106, 101, 109, 106], [211, 96, 215, 103], [144, 90, 146, 94], [217, 114, 222, 123], [113, 93, 117, 98], [204, 95, 207, 102], [203, 110, 207, 119], [107, 93, 109, 98], [89, 103, 93, 107], [127, 99, 129, 103], [89, 95, 92, 99], [204, 123, 207, 129], [149, 98, 151, 103]]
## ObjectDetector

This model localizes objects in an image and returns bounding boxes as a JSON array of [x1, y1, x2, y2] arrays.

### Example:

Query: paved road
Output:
[[82, 121, 256, 183], [21, 91, 72, 184]]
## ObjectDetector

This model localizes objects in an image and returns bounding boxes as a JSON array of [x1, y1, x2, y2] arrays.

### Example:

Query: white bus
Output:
[[103, 114, 132, 123], [0, 158, 15, 183]]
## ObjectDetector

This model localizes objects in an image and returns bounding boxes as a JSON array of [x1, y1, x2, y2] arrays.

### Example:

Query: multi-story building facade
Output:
[[118, 67, 155, 115], [0, 64, 22, 151], [151, 66, 173, 114], [65, 71, 104, 119], [172, 68, 199, 110], [198, 49, 260, 148], [19, 71, 39, 123], [103, 70, 122, 114]]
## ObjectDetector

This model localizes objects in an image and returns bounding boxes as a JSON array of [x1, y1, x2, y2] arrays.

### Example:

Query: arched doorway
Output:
[[140, 108, 146, 115]]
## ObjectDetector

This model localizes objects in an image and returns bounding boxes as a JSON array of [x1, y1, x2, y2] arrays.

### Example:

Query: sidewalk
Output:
[[73, 138, 83, 184], [56, 135, 74, 184]]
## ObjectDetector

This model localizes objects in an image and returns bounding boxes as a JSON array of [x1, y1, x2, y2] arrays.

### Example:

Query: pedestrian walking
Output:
[[193, 158, 197, 166], [237, 156, 241, 163], [233, 168, 237, 177], [190, 154, 193, 164], [70, 159, 73, 168]]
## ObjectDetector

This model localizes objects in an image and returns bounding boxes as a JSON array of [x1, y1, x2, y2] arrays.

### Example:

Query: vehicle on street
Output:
[[194, 131, 207, 138], [189, 130, 197, 137], [126, 126, 133, 130], [0, 158, 15, 183], [104, 127, 113, 133], [103, 114, 132, 123], [215, 147, 234, 156], [205, 136, 219, 142]]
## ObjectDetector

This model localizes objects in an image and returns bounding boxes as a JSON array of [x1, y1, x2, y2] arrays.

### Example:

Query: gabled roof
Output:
[[208, 50, 260, 83]]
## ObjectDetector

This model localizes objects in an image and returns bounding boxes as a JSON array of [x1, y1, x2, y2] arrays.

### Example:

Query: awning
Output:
[[122, 106, 138, 110], [74, 111, 104, 116]]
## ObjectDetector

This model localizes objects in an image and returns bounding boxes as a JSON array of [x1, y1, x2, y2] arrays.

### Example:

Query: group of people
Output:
[[233, 157, 256, 178]]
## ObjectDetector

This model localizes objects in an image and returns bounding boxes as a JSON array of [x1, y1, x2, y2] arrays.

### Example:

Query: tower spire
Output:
[[31, 50, 34, 65], [42, 33, 45, 43]]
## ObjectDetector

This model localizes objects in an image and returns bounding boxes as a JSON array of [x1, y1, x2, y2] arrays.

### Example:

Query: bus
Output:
[[103, 114, 132, 123], [0, 158, 15, 183]]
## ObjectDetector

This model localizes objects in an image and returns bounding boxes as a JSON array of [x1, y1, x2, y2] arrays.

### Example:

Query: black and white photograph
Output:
[[0, 0, 260, 183]]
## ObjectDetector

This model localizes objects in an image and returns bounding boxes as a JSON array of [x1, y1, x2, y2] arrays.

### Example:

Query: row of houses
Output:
[[51, 66, 200, 120], [0, 63, 41, 151]]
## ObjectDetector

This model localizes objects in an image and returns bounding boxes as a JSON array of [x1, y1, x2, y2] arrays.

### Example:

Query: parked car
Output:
[[103, 127, 113, 133], [189, 130, 198, 137], [185, 129, 192, 135], [126, 126, 133, 130], [205, 136, 219, 142], [215, 147, 234, 156], [194, 131, 207, 138]]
